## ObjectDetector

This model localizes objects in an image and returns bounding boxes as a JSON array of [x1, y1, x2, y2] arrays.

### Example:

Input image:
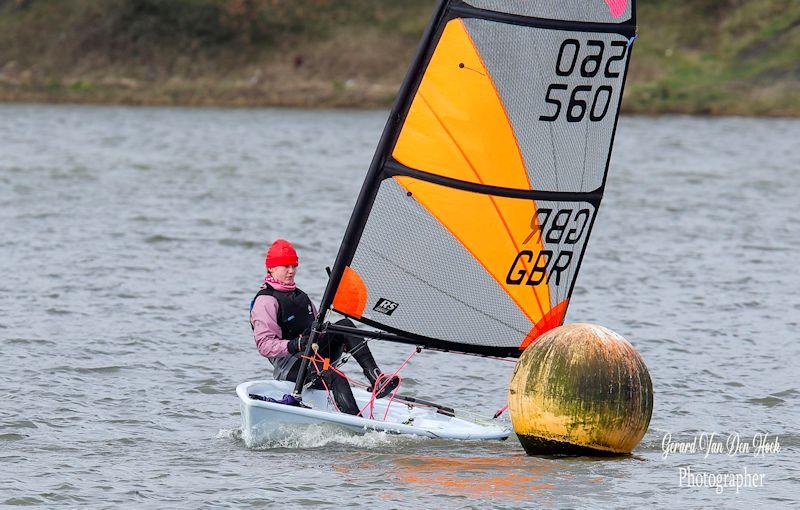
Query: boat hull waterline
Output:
[[237, 380, 511, 446]]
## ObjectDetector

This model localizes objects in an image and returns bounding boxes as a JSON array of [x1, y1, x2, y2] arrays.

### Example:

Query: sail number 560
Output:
[[539, 39, 627, 123]]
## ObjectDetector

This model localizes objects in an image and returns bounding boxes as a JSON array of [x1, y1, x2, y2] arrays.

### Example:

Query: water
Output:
[[1, 104, 798, 508]]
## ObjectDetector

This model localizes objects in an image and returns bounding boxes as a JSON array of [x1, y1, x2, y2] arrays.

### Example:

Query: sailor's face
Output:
[[270, 264, 297, 285]]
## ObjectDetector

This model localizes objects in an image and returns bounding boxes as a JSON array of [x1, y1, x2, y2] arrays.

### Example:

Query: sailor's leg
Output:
[[313, 330, 345, 362], [283, 363, 299, 382], [320, 370, 360, 415], [285, 360, 327, 389], [334, 319, 400, 398]]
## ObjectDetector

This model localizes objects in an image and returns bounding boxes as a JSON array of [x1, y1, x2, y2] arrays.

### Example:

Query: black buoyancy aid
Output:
[[250, 284, 314, 341]]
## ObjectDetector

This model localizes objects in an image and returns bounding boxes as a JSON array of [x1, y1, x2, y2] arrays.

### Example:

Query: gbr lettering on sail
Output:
[[505, 34, 627, 288], [505, 207, 591, 287]]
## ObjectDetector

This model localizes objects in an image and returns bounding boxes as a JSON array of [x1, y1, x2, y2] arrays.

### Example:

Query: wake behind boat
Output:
[[237, 380, 510, 446]]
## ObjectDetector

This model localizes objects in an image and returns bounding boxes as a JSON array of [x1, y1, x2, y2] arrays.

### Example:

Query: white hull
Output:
[[237, 380, 510, 446]]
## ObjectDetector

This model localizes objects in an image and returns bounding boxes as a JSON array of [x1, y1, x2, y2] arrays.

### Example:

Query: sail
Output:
[[320, 0, 636, 358]]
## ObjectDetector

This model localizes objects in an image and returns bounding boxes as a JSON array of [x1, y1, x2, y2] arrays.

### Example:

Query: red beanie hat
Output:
[[265, 239, 298, 269]]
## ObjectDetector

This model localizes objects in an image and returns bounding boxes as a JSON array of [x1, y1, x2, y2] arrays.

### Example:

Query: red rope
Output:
[[378, 373, 402, 421], [303, 347, 421, 421], [303, 353, 339, 413], [330, 365, 368, 388], [493, 404, 509, 419], [359, 347, 418, 420]]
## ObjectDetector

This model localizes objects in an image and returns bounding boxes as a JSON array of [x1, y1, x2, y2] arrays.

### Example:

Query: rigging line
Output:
[[361, 347, 417, 421], [417, 92, 549, 322], [331, 366, 369, 389], [364, 244, 530, 335], [331, 364, 378, 419], [379, 374, 403, 421], [309, 355, 340, 414], [493, 404, 509, 419], [307, 351, 401, 419], [326, 359, 455, 417], [335, 338, 370, 367], [302, 350, 354, 390]]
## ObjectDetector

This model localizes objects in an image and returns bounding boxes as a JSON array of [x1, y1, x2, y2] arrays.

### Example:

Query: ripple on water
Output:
[[44, 308, 73, 316], [0, 433, 28, 442], [50, 365, 125, 374], [4, 497, 45, 506], [746, 396, 785, 407], [7, 338, 55, 346], [144, 234, 182, 243], [1, 419, 38, 429], [218, 238, 260, 249]]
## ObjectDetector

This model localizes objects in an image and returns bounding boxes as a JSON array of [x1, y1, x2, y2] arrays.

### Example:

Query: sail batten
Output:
[[322, 0, 636, 358], [385, 159, 603, 202]]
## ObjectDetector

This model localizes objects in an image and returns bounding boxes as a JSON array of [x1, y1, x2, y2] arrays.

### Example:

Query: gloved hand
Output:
[[286, 334, 309, 355]]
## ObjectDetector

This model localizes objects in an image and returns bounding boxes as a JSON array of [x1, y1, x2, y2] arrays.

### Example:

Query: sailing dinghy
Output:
[[239, 0, 636, 444], [238, 380, 509, 444]]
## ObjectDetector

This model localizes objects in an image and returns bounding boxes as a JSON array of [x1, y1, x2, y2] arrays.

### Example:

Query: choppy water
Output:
[[1, 104, 798, 508]]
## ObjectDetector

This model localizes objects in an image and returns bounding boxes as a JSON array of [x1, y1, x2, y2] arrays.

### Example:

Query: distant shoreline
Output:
[[0, 80, 401, 110], [1, 0, 798, 117], [1, 84, 797, 117]]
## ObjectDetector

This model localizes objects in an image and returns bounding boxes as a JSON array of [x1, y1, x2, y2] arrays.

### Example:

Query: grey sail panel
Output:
[[343, 178, 534, 349], [464, 19, 630, 192]]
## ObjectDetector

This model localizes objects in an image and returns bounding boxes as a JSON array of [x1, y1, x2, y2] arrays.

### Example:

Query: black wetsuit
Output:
[[251, 284, 367, 415]]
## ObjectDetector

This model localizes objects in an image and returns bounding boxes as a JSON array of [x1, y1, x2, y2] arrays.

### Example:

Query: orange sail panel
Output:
[[393, 19, 531, 190]]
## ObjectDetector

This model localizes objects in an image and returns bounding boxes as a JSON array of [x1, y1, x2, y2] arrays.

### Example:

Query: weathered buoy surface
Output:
[[509, 323, 653, 455]]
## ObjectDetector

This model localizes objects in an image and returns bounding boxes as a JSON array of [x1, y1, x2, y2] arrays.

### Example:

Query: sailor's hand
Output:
[[312, 332, 331, 353], [287, 335, 309, 355]]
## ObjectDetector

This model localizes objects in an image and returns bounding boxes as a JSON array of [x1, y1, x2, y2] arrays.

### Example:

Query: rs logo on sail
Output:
[[506, 207, 591, 286], [373, 298, 399, 316]]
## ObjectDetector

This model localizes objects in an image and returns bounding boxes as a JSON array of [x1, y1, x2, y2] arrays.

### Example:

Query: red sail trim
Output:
[[332, 266, 368, 319], [519, 299, 569, 350]]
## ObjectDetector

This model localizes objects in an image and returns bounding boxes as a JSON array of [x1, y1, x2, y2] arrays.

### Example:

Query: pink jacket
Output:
[[250, 277, 317, 358]]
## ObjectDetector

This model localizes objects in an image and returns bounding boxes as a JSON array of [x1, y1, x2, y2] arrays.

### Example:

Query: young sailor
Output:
[[250, 239, 399, 415]]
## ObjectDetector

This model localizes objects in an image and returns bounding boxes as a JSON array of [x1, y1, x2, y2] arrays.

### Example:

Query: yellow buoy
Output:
[[509, 323, 653, 455]]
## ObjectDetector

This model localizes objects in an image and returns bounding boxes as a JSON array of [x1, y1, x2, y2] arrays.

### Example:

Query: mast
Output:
[[293, 0, 452, 397]]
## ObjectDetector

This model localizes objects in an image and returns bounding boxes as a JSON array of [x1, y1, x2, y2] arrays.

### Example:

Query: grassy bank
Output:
[[626, 0, 800, 115], [1, 0, 798, 115]]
